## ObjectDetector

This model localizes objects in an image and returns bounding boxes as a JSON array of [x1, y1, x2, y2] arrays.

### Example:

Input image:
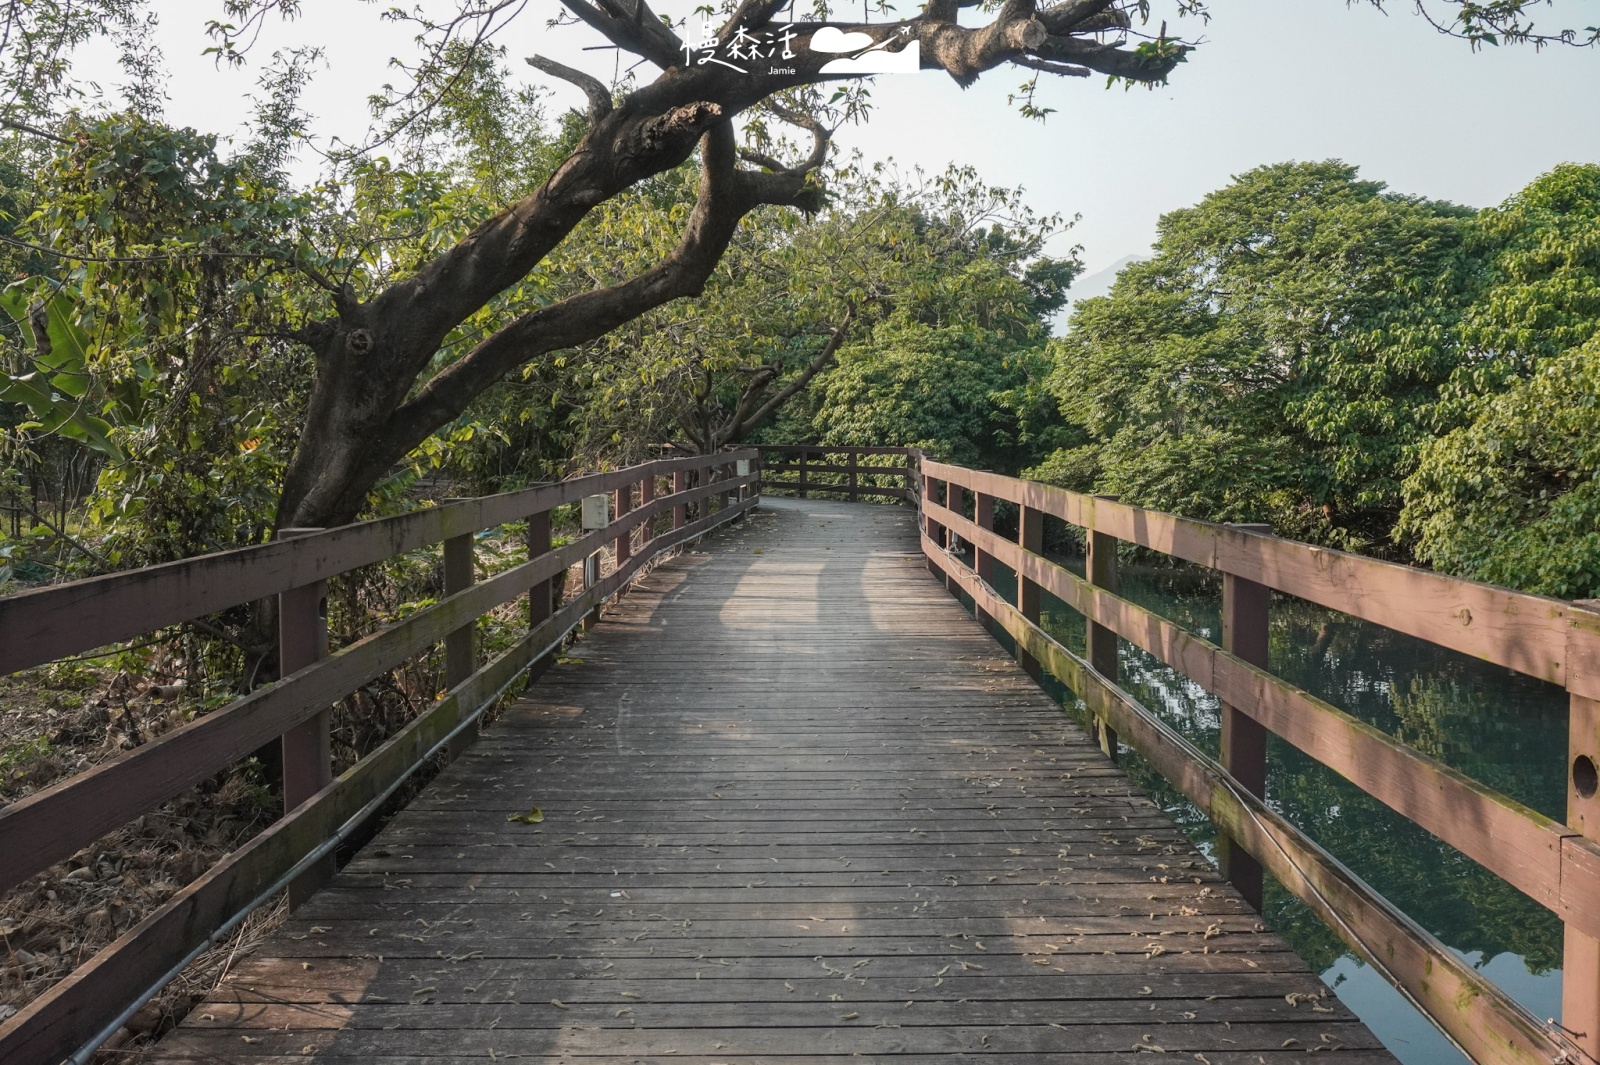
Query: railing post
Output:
[[923, 474, 946, 575], [798, 449, 810, 499], [442, 523, 476, 760], [973, 492, 997, 635], [276, 527, 331, 909], [944, 483, 965, 592], [848, 451, 860, 501], [1219, 522, 1272, 912], [640, 474, 656, 545], [673, 470, 687, 529], [1087, 497, 1121, 761], [1017, 504, 1043, 682], [733, 457, 750, 520], [1566, 600, 1600, 1059], [526, 506, 556, 681], [615, 481, 633, 568], [581, 493, 607, 630]]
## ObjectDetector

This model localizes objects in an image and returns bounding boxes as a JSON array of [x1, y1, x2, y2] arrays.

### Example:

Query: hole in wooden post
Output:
[[1576, 755, 1598, 799]]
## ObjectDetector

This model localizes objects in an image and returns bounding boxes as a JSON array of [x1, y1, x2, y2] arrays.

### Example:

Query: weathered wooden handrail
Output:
[[0, 453, 746, 677], [755, 445, 915, 502], [915, 454, 1600, 1065], [920, 459, 1597, 693], [0, 450, 759, 1065]]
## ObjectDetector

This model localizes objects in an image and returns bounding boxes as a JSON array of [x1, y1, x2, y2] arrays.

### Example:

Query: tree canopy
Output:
[[1033, 159, 1600, 594], [0, 0, 1590, 545], [1398, 164, 1600, 595], [1032, 160, 1479, 552]]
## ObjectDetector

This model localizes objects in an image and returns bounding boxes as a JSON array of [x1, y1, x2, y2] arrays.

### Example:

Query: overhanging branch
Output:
[[350, 119, 831, 502], [526, 55, 613, 124], [1012, 55, 1091, 76], [715, 310, 854, 448], [557, 0, 682, 67]]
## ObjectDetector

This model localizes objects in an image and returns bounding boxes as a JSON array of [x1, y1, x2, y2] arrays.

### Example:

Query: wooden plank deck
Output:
[[147, 497, 1394, 1063]]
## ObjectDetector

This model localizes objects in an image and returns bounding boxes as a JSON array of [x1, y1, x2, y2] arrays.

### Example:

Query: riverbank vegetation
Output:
[[1030, 160, 1600, 598]]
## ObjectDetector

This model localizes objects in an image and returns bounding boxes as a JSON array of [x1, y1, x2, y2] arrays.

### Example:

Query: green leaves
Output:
[[1401, 334, 1600, 597], [1037, 159, 1600, 592], [507, 806, 545, 824], [1, 289, 92, 397], [1399, 165, 1600, 596], [0, 288, 124, 460], [1036, 161, 1477, 552]]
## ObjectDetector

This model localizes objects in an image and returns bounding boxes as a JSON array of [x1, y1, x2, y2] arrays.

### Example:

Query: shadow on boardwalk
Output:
[[147, 497, 1393, 1063]]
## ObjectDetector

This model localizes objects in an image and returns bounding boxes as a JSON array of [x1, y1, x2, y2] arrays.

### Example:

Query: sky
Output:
[[89, 0, 1600, 277]]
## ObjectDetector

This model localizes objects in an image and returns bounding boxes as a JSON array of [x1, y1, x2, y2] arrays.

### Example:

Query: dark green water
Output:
[[974, 552, 1567, 1064]]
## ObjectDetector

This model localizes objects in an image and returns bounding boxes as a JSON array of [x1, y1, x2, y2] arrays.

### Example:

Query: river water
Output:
[[975, 552, 1567, 1064]]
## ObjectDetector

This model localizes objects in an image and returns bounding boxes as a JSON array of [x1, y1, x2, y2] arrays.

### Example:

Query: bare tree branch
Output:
[[760, 103, 831, 172], [1012, 55, 1091, 76], [556, 0, 682, 67], [526, 54, 613, 123], [1036, 0, 1129, 35], [737, 148, 788, 172], [0, 117, 71, 144], [719, 0, 794, 40], [715, 310, 854, 449]]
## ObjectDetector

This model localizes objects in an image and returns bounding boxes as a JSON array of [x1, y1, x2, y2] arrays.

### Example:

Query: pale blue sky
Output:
[[120, 1, 1600, 275]]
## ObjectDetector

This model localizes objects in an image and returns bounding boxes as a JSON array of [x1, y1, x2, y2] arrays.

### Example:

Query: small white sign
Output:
[[582, 494, 609, 530], [736, 459, 750, 477]]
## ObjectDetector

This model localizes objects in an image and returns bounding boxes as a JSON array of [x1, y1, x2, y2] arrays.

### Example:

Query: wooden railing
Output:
[[915, 454, 1600, 1065], [0, 451, 758, 1065], [754, 445, 915, 502]]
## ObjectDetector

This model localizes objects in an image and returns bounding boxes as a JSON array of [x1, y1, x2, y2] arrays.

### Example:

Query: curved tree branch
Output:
[[526, 55, 613, 124], [1012, 55, 1091, 77], [557, 0, 682, 67], [304, 120, 831, 523], [714, 310, 855, 449]]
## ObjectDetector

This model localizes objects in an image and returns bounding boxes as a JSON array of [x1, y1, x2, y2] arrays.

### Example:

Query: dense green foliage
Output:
[[802, 324, 1058, 472], [9, 146, 1600, 604], [768, 184, 1077, 473], [1031, 161, 1480, 552], [1400, 166, 1600, 595], [547, 161, 1075, 474], [1033, 160, 1600, 594], [1401, 333, 1600, 596], [0, 3, 1590, 598]]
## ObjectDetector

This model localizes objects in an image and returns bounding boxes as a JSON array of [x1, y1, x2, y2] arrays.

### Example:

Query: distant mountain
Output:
[[1049, 254, 1142, 334]]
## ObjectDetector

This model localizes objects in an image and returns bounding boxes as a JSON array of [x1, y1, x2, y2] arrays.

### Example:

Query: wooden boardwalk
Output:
[[149, 497, 1392, 1063]]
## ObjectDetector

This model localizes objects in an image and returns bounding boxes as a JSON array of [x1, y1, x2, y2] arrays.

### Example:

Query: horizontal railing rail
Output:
[[0, 450, 759, 1065], [0, 453, 744, 677], [913, 453, 1600, 1065], [754, 445, 915, 503]]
